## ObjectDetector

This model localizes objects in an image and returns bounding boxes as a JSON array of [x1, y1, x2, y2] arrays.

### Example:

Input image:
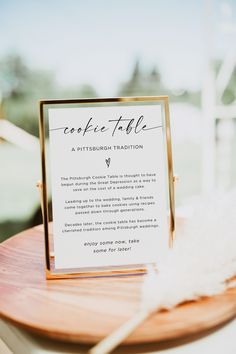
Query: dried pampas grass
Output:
[[143, 191, 236, 312], [89, 191, 236, 354]]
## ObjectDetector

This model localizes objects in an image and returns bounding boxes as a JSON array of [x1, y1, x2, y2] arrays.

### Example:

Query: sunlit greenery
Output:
[[0, 54, 98, 137]]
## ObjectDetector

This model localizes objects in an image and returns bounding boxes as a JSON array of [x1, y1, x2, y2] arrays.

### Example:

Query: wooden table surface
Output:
[[1, 317, 236, 354], [0, 224, 236, 346]]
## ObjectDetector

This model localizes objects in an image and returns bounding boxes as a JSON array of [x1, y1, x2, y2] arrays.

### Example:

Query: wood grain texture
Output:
[[0, 224, 236, 344]]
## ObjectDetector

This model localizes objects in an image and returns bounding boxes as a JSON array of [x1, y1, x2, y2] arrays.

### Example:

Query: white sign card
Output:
[[39, 97, 174, 278]]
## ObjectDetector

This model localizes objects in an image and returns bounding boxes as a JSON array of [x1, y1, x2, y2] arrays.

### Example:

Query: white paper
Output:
[[48, 104, 169, 270]]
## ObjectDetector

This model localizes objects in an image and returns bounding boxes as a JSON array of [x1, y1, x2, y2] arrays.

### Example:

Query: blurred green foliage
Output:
[[118, 60, 201, 106], [214, 59, 236, 105], [0, 54, 203, 140], [0, 54, 97, 137]]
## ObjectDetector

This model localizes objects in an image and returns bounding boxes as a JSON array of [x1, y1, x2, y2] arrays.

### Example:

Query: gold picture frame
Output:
[[38, 96, 175, 279]]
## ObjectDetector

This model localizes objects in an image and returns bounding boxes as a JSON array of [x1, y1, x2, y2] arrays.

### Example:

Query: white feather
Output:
[[142, 191, 236, 313]]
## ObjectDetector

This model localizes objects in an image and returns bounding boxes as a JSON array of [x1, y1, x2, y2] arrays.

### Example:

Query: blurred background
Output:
[[0, 0, 236, 242]]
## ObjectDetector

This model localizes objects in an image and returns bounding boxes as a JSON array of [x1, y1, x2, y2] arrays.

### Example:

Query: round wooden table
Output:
[[0, 224, 236, 348]]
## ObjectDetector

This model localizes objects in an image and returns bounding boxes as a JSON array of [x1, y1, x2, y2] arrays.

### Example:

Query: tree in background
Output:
[[0, 54, 30, 98], [118, 59, 200, 106], [0, 54, 97, 137]]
